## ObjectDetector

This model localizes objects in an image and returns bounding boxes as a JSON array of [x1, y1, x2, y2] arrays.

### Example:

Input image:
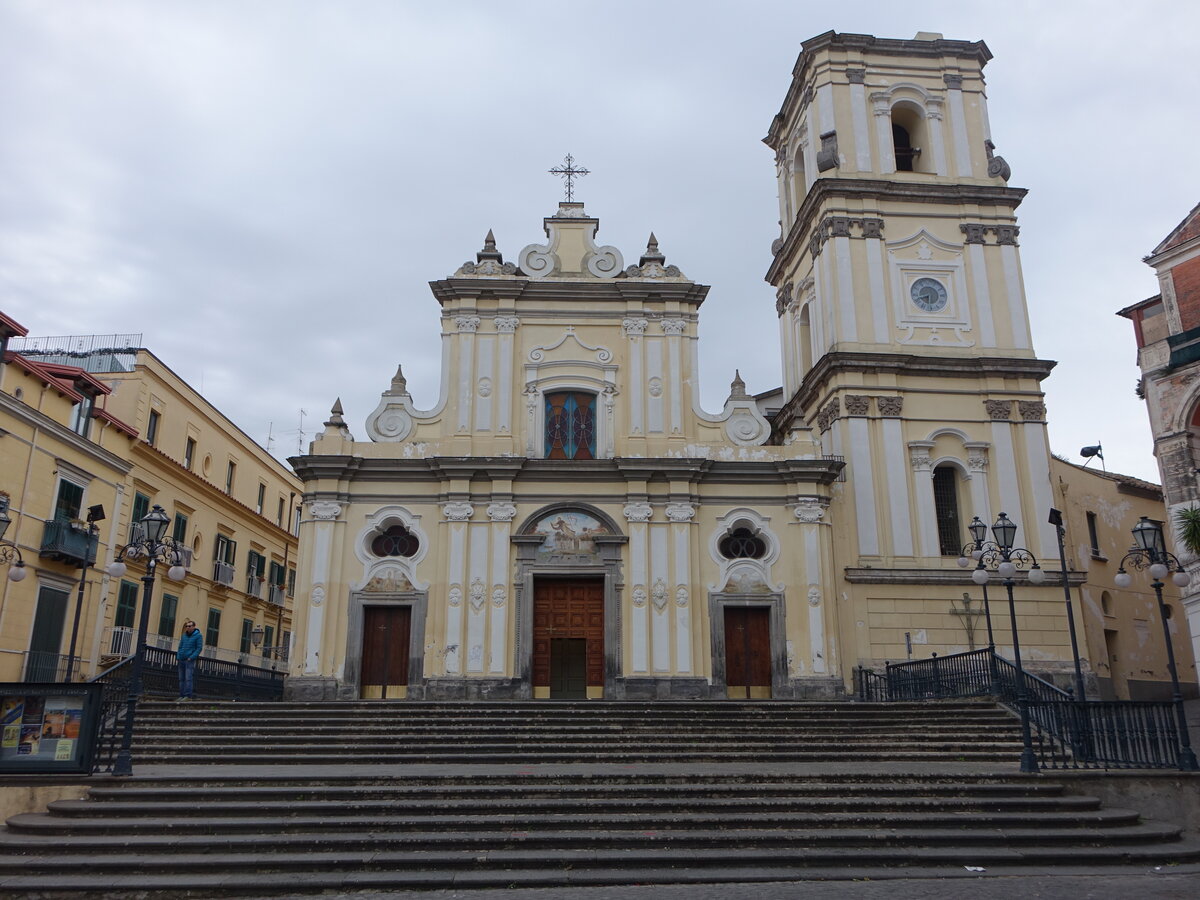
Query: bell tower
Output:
[[764, 31, 1060, 570]]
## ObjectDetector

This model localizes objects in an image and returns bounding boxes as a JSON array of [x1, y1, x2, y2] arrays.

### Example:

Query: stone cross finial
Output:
[[477, 229, 503, 263]]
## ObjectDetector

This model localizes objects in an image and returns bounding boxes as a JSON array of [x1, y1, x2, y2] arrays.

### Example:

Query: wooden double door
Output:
[[533, 578, 604, 699], [724, 606, 772, 699], [360, 606, 411, 699]]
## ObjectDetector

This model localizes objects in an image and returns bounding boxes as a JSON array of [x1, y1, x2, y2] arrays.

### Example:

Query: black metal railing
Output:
[[1027, 699, 1182, 770], [855, 649, 1190, 770], [39, 518, 99, 566], [22, 650, 70, 682], [87, 646, 286, 773]]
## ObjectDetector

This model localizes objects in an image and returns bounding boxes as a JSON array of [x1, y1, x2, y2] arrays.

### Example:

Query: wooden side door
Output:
[[360, 606, 411, 699], [724, 606, 772, 699], [533, 579, 604, 698]]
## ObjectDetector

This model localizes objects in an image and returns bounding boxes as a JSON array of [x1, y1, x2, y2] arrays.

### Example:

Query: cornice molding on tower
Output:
[[768, 352, 1056, 441], [766, 179, 1028, 285]]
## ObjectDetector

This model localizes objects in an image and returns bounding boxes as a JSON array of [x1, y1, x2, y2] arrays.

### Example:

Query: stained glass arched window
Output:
[[544, 392, 596, 460]]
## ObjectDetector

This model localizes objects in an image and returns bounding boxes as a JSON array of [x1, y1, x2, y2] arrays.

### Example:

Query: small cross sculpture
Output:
[[549, 153, 589, 202]]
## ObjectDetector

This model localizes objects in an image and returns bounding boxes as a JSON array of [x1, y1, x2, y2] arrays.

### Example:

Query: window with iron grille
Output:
[[544, 392, 596, 460], [371, 525, 419, 558], [718, 527, 767, 560], [932, 465, 962, 556]]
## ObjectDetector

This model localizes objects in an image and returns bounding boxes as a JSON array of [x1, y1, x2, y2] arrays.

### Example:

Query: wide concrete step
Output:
[[82, 781, 1084, 806], [0, 818, 1180, 848], [5, 847, 1200, 900], [128, 749, 1024, 766], [23, 804, 1137, 832]]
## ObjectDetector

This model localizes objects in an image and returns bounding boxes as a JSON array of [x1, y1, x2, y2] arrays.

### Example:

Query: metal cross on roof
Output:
[[549, 154, 589, 202]]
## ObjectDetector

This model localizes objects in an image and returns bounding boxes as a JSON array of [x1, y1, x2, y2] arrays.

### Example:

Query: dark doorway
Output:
[[533, 578, 604, 698], [549, 638, 588, 698], [724, 606, 771, 699], [25, 586, 69, 681], [361, 606, 411, 699]]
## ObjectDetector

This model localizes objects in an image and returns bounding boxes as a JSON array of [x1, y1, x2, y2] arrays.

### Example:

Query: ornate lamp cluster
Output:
[[0, 505, 28, 582], [1112, 517, 1197, 771], [105, 504, 190, 777], [957, 513, 1046, 585]]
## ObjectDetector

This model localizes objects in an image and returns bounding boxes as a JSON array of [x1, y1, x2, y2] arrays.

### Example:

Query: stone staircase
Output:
[[129, 698, 1027, 764], [0, 699, 1197, 895]]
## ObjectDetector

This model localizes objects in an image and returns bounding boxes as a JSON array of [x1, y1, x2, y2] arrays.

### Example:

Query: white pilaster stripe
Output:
[[673, 521, 691, 673], [968, 244, 996, 349], [650, 523, 670, 673], [474, 336, 494, 432], [646, 339, 664, 433], [835, 236, 857, 343], [489, 523, 508, 674], [1023, 423, 1060, 559], [850, 82, 871, 171], [445, 520, 467, 673], [847, 417, 879, 556], [865, 239, 887, 344], [465, 522, 488, 673], [631, 521, 648, 673], [1001, 244, 1031, 351], [881, 417, 914, 557], [947, 88, 973, 177]]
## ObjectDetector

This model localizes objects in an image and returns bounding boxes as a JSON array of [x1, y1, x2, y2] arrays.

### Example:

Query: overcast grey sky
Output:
[[2, 1, 1197, 485]]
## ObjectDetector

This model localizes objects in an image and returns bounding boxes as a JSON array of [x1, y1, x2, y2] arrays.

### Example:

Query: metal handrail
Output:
[[855, 648, 1188, 770]]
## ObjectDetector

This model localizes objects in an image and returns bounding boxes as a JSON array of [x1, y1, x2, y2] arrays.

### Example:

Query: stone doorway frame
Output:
[[707, 592, 788, 699], [512, 502, 627, 699], [345, 590, 429, 699]]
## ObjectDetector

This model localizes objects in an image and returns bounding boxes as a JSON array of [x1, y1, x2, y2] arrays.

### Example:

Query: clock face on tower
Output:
[[910, 277, 949, 313]]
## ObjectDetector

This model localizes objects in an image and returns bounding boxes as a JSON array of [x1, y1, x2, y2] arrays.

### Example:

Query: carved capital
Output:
[[621, 317, 649, 336], [661, 318, 687, 336], [816, 398, 840, 433], [1018, 400, 1047, 422], [795, 497, 827, 524], [908, 441, 935, 472], [844, 395, 872, 416], [623, 502, 653, 523], [984, 400, 1013, 421], [493, 315, 520, 333], [960, 223, 987, 244], [443, 501, 475, 521], [487, 502, 517, 522], [860, 218, 884, 239], [876, 396, 903, 417], [846, 68, 866, 84], [454, 315, 481, 333], [943, 73, 964, 89], [665, 503, 696, 523], [994, 225, 1019, 246], [309, 501, 342, 521]]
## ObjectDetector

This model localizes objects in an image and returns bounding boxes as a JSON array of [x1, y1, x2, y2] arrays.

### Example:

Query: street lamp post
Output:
[[1048, 508, 1087, 701], [0, 504, 29, 584], [63, 504, 105, 683], [968, 512, 1047, 774], [957, 516, 997, 650], [106, 504, 188, 777], [1114, 516, 1199, 772]]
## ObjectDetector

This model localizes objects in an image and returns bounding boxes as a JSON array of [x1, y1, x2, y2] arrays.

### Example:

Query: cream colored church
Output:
[[287, 31, 1081, 701]]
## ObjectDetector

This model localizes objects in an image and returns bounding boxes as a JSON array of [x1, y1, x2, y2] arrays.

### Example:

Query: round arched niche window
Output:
[[718, 527, 767, 560], [371, 524, 420, 558]]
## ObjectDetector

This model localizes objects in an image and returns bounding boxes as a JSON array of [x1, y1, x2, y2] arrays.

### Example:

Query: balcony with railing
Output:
[[245, 576, 263, 598], [213, 561, 235, 586], [268, 584, 285, 606], [39, 519, 99, 566]]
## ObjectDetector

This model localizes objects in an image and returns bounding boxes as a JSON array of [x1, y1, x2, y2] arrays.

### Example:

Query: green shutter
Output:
[[158, 594, 178, 636], [115, 582, 139, 629]]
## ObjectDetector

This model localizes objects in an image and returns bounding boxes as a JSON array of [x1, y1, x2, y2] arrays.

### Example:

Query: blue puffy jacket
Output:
[[176, 628, 203, 662]]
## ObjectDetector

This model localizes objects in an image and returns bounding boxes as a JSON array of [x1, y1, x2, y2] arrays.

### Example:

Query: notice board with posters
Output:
[[0, 683, 102, 774]]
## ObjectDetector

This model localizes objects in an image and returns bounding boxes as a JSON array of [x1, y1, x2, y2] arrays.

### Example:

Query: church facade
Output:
[[287, 31, 1084, 701]]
